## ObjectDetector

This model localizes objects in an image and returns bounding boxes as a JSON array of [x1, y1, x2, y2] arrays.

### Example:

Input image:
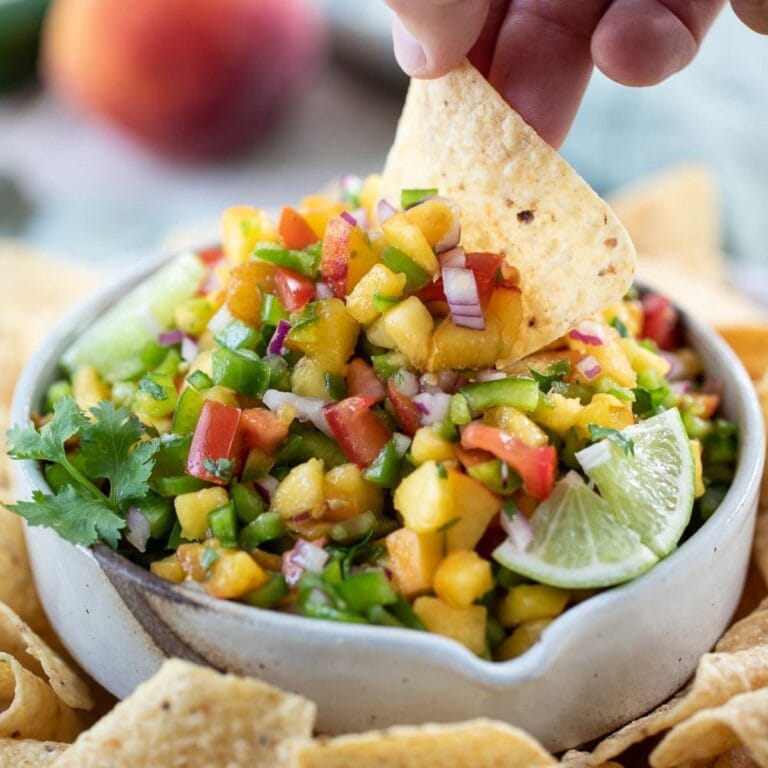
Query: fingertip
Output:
[[730, 0, 768, 33], [392, 17, 428, 77], [591, 1, 698, 86]]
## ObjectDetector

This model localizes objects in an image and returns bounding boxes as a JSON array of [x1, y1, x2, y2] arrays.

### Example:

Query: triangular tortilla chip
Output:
[[380, 60, 635, 362], [0, 738, 68, 766]]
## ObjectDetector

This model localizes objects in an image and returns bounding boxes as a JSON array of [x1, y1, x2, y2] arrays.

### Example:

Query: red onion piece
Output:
[[157, 330, 184, 346], [439, 246, 466, 269], [341, 210, 358, 228], [267, 319, 292, 356], [181, 336, 199, 363], [351, 208, 368, 230], [282, 539, 329, 586], [569, 321, 606, 346], [575, 355, 602, 381], [443, 267, 485, 330], [315, 282, 334, 300], [393, 369, 419, 399], [376, 199, 397, 224], [413, 392, 452, 426], [255, 475, 279, 501], [262, 389, 331, 436], [126, 506, 151, 553], [500, 508, 533, 551]]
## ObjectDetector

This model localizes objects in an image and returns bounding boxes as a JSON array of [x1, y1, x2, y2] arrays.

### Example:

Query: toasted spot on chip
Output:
[[380, 60, 636, 364], [289, 719, 556, 768], [0, 738, 68, 766], [50, 659, 315, 768], [650, 688, 768, 768]]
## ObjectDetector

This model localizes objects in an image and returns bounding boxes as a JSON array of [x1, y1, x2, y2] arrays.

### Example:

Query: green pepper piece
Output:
[[301, 601, 368, 623], [381, 246, 430, 291], [241, 448, 276, 483], [337, 570, 398, 613], [230, 482, 266, 525], [211, 348, 270, 397], [45, 380, 73, 412], [239, 511, 287, 549], [152, 435, 191, 478], [372, 293, 400, 313], [324, 372, 346, 401], [549, 380, 593, 405], [494, 565, 530, 589], [467, 459, 521, 496], [136, 371, 178, 418], [140, 340, 168, 370], [215, 320, 260, 351], [486, 614, 506, 649], [242, 572, 288, 608], [209, 502, 238, 548], [156, 348, 182, 378], [366, 605, 404, 627], [155, 475, 209, 497], [138, 493, 175, 539], [260, 294, 289, 326], [683, 411, 713, 441], [166, 520, 190, 550], [459, 377, 540, 413], [400, 188, 437, 209], [704, 432, 737, 465], [276, 425, 347, 469], [172, 386, 205, 435], [187, 370, 214, 391], [388, 597, 426, 630], [449, 393, 472, 425], [322, 558, 344, 586], [252, 242, 320, 277], [699, 483, 729, 521], [363, 440, 402, 488], [371, 350, 409, 381], [329, 511, 377, 545]]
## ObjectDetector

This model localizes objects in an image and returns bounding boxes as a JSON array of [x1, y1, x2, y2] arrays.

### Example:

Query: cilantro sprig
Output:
[[4, 397, 159, 549], [527, 360, 571, 393], [587, 424, 635, 456]]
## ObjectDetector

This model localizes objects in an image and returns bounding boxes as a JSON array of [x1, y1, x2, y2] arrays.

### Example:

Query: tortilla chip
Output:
[[607, 166, 722, 280], [650, 688, 768, 768], [714, 747, 762, 768], [380, 60, 635, 363], [753, 514, 768, 593], [716, 600, 768, 653], [0, 738, 67, 766], [51, 659, 315, 768], [0, 653, 83, 741], [560, 750, 623, 767], [289, 719, 556, 768], [718, 328, 768, 380], [587, 648, 768, 765]]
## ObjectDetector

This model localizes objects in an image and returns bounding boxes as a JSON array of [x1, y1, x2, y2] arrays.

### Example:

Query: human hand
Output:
[[386, 0, 767, 148]]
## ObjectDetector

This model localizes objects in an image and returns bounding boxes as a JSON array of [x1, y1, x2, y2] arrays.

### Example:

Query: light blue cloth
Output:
[[561, 6, 768, 267]]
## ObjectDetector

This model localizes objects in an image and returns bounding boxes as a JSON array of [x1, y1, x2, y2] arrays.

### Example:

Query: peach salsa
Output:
[[6, 179, 737, 660]]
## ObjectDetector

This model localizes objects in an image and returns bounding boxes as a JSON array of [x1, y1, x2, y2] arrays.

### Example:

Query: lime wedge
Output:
[[575, 407, 695, 557], [493, 472, 658, 588]]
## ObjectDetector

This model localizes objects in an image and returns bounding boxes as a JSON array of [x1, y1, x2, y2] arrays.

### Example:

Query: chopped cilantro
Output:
[[610, 316, 629, 337], [436, 463, 448, 479], [587, 424, 635, 456], [138, 376, 168, 401], [203, 457, 235, 483], [200, 547, 220, 570], [527, 360, 571, 393], [502, 499, 519, 520]]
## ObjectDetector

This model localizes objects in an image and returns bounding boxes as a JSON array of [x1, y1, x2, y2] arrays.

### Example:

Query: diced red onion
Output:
[[339, 174, 362, 197], [181, 336, 199, 363], [262, 389, 331, 436], [392, 432, 412, 457], [476, 368, 507, 382], [575, 355, 602, 381], [267, 319, 292, 356], [413, 392, 452, 426], [443, 267, 485, 330], [439, 246, 466, 269], [500, 508, 533, 551], [351, 208, 368, 230], [376, 199, 397, 224], [282, 539, 329, 586], [126, 506, 151, 553], [569, 321, 606, 346], [341, 210, 358, 228], [315, 282, 334, 300], [207, 304, 234, 335], [157, 330, 184, 346], [255, 475, 279, 502], [670, 381, 691, 396], [394, 369, 419, 398]]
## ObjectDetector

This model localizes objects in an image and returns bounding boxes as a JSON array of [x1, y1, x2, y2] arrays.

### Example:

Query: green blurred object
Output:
[[0, 0, 50, 90]]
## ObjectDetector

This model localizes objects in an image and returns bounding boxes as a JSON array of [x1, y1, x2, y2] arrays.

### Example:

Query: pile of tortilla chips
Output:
[[1, 63, 768, 766]]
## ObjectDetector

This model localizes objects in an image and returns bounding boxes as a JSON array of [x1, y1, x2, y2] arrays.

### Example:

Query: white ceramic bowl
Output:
[[11, 250, 765, 752]]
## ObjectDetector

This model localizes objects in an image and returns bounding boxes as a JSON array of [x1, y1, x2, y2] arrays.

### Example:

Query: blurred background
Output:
[[0, 0, 765, 300]]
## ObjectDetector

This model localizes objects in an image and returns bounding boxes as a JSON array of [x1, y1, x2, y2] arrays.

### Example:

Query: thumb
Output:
[[730, 0, 768, 32], [387, 0, 491, 77]]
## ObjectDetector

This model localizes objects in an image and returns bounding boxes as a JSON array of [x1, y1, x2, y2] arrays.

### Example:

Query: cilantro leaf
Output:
[[587, 424, 635, 455], [79, 402, 159, 510], [203, 457, 235, 483], [610, 316, 629, 337], [5, 486, 125, 549], [6, 397, 86, 463], [527, 360, 571, 393]]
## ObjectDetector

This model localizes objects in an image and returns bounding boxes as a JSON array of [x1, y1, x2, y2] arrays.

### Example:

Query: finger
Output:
[[387, 0, 491, 77], [730, 0, 768, 33], [467, 0, 511, 75], [486, 0, 613, 147], [592, 0, 725, 86]]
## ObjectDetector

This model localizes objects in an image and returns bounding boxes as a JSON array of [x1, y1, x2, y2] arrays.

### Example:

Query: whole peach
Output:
[[43, 0, 325, 158]]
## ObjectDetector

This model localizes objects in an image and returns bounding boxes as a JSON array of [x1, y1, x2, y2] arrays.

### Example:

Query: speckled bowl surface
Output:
[[11, 250, 766, 752]]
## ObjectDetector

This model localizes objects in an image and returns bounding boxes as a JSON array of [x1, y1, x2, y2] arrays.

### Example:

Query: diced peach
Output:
[[385, 528, 444, 597], [445, 471, 502, 552], [433, 550, 493, 608], [412, 596, 487, 655], [205, 551, 268, 599]]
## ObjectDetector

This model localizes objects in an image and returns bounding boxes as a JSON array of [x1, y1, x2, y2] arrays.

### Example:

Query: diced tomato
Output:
[[198, 246, 224, 266], [386, 376, 422, 437], [321, 215, 353, 298], [641, 293, 681, 351], [417, 278, 446, 304], [278, 207, 319, 250], [465, 252, 502, 305], [455, 446, 495, 469], [323, 395, 392, 467], [461, 423, 556, 501], [274, 267, 316, 312], [240, 408, 289, 453], [346, 358, 386, 403], [186, 400, 243, 486]]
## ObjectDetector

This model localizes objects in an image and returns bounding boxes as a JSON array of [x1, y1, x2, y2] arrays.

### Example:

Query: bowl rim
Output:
[[11, 247, 767, 690]]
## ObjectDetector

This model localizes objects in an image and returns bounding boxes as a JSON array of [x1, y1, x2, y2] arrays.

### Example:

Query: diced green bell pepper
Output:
[[241, 449, 276, 483], [172, 386, 205, 435], [187, 370, 214, 391], [208, 502, 238, 548], [467, 459, 521, 495], [45, 380, 73, 412], [135, 371, 178, 418], [262, 355, 291, 392], [239, 511, 287, 549], [459, 377, 539, 413], [260, 294, 289, 326], [155, 475, 209, 497], [211, 348, 270, 397], [276, 425, 347, 469], [152, 435, 191, 477], [371, 351, 410, 381], [252, 242, 320, 277], [449, 393, 472, 425], [230, 482, 266, 525], [242, 572, 288, 608], [400, 188, 437, 209], [363, 440, 402, 488], [337, 570, 398, 613], [329, 511, 377, 545], [381, 246, 430, 290], [215, 320, 260, 351]]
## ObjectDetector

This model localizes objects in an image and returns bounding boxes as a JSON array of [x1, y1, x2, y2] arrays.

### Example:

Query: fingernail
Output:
[[392, 17, 427, 75]]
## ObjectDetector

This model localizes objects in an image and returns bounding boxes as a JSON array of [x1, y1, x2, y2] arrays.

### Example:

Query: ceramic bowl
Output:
[[11, 250, 765, 752]]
